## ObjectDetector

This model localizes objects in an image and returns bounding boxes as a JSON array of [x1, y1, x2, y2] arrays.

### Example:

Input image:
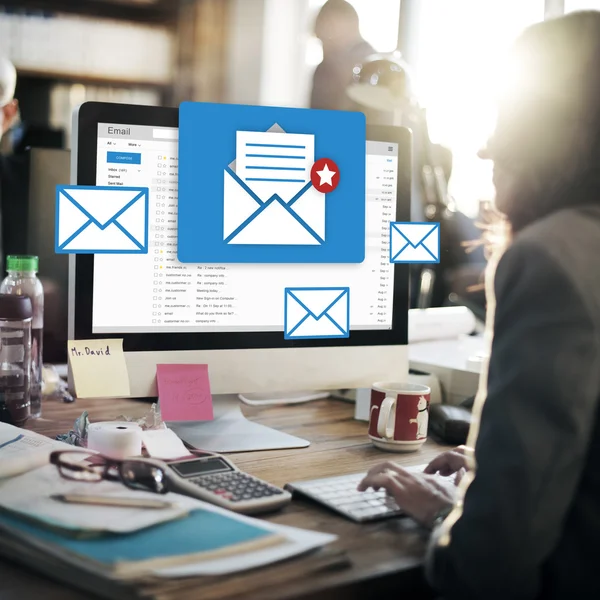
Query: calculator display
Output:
[[170, 458, 233, 477]]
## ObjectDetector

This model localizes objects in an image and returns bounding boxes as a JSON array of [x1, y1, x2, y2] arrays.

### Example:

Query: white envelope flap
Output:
[[114, 194, 147, 247], [227, 197, 322, 245], [288, 184, 326, 242], [57, 191, 94, 246], [64, 188, 146, 228], [392, 223, 438, 248], [223, 169, 264, 240], [287, 288, 348, 324], [224, 171, 324, 246]]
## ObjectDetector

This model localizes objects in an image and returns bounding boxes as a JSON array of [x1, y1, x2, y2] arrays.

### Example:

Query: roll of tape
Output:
[[87, 421, 142, 459]]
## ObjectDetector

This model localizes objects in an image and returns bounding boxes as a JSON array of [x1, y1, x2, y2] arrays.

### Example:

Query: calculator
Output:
[[163, 454, 291, 515]]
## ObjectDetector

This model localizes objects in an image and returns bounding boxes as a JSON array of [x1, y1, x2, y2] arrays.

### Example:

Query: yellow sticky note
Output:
[[68, 339, 130, 399]]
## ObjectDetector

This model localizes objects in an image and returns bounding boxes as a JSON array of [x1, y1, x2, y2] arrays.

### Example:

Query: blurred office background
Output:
[[1, 0, 596, 218], [0, 0, 596, 362]]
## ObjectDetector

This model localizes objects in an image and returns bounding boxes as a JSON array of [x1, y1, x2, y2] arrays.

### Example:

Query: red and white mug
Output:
[[368, 381, 431, 452]]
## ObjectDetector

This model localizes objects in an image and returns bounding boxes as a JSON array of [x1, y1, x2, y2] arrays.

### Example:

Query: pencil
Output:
[[50, 494, 173, 509]]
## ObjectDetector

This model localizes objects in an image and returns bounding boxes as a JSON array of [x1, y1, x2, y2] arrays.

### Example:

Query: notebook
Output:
[[0, 507, 285, 580]]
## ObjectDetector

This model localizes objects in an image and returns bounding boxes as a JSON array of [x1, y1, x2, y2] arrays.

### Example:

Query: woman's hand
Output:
[[357, 461, 455, 528], [424, 446, 470, 484]]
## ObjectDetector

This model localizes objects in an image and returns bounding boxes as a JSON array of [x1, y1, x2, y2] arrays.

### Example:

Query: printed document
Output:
[[0, 422, 72, 479]]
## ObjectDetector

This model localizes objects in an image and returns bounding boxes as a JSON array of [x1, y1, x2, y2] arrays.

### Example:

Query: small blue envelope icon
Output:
[[284, 287, 350, 339], [55, 185, 149, 254], [390, 222, 440, 263]]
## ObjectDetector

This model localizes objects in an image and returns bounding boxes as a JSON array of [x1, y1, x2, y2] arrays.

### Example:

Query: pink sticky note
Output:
[[156, 364, 214, 422]]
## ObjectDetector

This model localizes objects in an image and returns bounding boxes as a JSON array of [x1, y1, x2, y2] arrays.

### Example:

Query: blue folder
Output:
[[0, 508, 275, 569]]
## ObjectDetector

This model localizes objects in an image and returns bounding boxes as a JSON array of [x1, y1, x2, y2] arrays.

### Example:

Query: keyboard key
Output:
[[316, 492, 338, 500], [331, 496, 351, 506], [344, 500, 370, 511], [362, 507, 391, 517], [368, 499, 384, 507]]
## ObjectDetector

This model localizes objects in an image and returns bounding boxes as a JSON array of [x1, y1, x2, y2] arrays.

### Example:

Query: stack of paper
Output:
[[0, 508, 285, 579], [0, 464, 336, 597]]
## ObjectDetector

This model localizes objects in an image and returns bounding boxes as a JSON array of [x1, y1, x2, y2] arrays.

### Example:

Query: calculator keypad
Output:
[[193, 472, 284, 503]]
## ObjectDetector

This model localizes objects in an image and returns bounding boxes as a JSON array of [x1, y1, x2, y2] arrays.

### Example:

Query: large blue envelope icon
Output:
[[390, 222, 440, 263], [284, 287, 350, 339], [55, 185, 149, 254]]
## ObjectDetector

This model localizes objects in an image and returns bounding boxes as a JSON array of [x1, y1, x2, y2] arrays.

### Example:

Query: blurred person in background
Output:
[[0, 56, 20, 273], [310, 0, 374, 111], [358, 11, 600, 599], [0, 57, 63, 362], [0, 56, 18, 145]]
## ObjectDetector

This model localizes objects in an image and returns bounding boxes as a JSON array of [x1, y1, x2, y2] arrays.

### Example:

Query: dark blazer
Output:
[[425, 205, 600, 599]]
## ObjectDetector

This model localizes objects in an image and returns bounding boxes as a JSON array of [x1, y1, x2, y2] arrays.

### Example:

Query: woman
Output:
[[358, 11, 600, 599]]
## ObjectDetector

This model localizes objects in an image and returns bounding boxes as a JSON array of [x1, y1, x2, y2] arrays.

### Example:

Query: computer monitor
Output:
[[69, 102, 410, 452]]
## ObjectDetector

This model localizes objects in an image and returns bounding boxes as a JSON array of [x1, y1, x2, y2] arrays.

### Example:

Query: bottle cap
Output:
[[6, 255, 38, 273], [0, 294, 32, 320]]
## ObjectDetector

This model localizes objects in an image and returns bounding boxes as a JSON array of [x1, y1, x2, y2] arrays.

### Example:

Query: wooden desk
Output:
[[0, 398, 450, 600]]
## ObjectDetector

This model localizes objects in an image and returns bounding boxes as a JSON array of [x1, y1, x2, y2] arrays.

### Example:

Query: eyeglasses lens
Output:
[[57, 452, 105, 482], [120, 461, 167, 493]]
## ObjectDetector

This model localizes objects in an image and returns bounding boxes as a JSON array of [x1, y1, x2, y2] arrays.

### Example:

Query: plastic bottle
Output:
[[0, 294, 32, 426], [0, 256, 44, 418]]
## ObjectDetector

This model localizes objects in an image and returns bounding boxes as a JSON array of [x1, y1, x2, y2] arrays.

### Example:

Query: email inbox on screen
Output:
[[91, 125, 398, 336]]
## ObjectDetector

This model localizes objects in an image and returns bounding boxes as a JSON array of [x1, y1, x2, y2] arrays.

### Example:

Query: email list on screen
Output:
[[92, 124, 398, 334]]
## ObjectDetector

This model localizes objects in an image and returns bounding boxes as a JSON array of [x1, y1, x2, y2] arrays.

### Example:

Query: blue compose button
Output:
[[107, 151, 141, 165]]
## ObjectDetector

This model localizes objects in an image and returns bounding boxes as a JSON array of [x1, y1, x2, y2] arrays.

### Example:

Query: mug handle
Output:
[[377, 395, 397, 439]]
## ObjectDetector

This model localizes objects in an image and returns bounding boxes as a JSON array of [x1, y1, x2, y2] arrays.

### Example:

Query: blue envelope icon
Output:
[[284, 287, 350, 339], [390, 222, 440, 263], [55, 185, 149, 254]]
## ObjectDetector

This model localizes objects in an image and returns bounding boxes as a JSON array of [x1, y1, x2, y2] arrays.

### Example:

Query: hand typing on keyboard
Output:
[[423, 446, 470, 485], [357, 461, 456, 528]]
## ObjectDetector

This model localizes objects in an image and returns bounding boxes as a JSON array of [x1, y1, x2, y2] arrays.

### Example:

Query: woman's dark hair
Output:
[[488, 11, 600, 232]]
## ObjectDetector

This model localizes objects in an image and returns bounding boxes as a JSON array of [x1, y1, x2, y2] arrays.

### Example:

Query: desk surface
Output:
[[0, 398, 449, 600]]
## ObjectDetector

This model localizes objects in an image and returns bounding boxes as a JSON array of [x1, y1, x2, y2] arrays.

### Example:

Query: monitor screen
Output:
[[91, 124, 399, 335]]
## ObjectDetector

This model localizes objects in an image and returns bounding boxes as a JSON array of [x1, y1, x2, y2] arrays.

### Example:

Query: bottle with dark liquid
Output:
[[0, 256, 44, 418], [0, 294, 32, 427]]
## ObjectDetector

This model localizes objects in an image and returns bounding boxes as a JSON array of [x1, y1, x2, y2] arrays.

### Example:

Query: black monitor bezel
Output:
[[73, 101, 410, 351]]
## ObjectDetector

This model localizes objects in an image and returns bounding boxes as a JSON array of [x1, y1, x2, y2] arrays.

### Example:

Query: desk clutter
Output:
[[0, 419, 334, 596], [0, 386, 454, 600], [0, 307, 475, 598]]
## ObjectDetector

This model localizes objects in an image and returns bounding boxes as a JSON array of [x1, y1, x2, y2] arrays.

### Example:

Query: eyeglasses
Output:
[[49, 450, 169, 494]]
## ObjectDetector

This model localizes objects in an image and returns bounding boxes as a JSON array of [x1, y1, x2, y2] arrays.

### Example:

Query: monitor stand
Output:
[[166, 394, 310, 453]]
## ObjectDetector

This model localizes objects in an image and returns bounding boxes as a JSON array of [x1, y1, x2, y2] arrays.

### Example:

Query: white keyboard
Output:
[[285, 464, 454, 523]]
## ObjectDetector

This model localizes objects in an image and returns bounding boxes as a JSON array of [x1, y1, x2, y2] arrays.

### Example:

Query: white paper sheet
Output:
[[0, 464, 194, 533], [141, 427, 191, 460], [236, 130, 314, 203], [0, 422, 73, 479]]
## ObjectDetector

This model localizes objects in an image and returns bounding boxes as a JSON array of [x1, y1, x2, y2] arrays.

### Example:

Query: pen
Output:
[[50, 494, 174, 509]]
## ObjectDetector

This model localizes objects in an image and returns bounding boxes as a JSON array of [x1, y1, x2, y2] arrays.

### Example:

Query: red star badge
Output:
[[310, 158, 340, 193]]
